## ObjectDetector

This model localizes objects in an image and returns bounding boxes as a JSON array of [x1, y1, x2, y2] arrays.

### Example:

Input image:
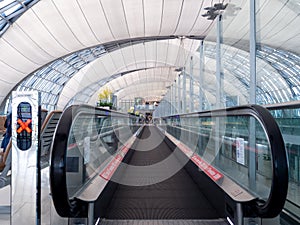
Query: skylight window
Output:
[[0, 0, 39, 37]]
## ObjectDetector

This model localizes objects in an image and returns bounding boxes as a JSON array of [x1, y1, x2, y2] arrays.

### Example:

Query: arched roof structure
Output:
[[0, 0, 299, 112]]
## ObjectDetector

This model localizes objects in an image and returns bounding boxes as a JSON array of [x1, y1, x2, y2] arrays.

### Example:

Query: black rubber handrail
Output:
[[50, 104, 288, 218], [50, 105, 87, 217], [264, 100, 300, 110], [50, 104, 136, 217], [162, 104, 288, 218], [245, 105, 288, 218]]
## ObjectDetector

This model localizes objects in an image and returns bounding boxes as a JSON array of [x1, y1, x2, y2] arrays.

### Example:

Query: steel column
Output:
[[249, 0, 257, 189], [189, 56, 194, 113], [183, 68, 187, 113], [199, 41, 204, 111]]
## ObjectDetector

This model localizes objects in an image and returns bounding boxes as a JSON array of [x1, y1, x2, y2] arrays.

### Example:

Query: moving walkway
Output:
[[50, 104, 289, 225]]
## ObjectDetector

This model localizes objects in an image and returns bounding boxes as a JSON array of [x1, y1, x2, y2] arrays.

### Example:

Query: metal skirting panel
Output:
[[99, 219, 228, 225]]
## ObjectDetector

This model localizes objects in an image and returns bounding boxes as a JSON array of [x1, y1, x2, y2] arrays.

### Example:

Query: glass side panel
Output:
[[159, 113, 273, 201], [65, 112, 140, 198], [269, 107, 300, 220]]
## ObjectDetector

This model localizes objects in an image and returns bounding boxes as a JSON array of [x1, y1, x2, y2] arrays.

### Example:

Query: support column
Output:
[[88, 202, 94, 225], [173, 83, 176, 114], [189, 56, 194, 113], [249, 0, 257, 189], [216, 14, 223, 109], [214, 14, 223, 158], [167, 91, 171, 116], [183, 68, 187, 113], [170, 84, 174, 115], [215, 14, 226, 161], [199, 41, 204, 111], [178, 75, 181, 114]]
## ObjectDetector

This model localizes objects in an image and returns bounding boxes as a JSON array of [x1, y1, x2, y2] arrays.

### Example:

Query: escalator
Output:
[[50, 104, 289, 225]]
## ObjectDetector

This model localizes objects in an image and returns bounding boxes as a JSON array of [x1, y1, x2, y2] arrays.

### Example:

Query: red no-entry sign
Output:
[[17, 118, 32, 134]]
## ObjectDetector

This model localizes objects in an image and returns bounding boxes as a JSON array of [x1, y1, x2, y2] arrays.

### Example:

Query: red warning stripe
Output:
[[191, 155, 223, 181], [100, 136, 136, 180], [164, 132, 223, 182], [100, 154, 123, 180]]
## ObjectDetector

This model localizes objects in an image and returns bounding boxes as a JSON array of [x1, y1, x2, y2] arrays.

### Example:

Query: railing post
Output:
[[88, 202, 94, 225]]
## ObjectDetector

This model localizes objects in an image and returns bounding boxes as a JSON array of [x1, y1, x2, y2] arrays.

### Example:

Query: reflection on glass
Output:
[[65, 112, 140, 197], [160, 114, 273, 202], [269, 107, 300, 216]]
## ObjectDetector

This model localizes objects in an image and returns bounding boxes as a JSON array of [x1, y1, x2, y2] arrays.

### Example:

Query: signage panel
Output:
[[11, 91, 40, 225]]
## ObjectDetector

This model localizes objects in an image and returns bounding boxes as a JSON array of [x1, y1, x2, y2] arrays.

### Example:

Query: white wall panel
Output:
[[132, 44, 147, 68], [89, 59, 110, 77], [14, 9, 67, 58], [145, 41, 157, 65], [144, 0, 163, 36], [53, 0, 100, 46], [159, 0, 183, 35], [0, 38, 38, 73], [3, 31, 49, 68], [123, 0, 144, 38], [120, 46, 136, 69], [101, 0, 129, 39], [189, 14, 212, 36], [0, 59, 26, 81], [156, 40, 170, 66], [109, 50, 127, 73], [221, 1, 249, 46], [77, 0, 114, 42], [174, 0, 201, 35], [257, 1, 300, 52], [100, 54, 118, 75], [33, 0, 86, 51], [167, 42, 182, 65]]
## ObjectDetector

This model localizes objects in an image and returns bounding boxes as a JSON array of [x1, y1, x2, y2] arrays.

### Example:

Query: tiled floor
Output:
[[0, 184, 10, 225]]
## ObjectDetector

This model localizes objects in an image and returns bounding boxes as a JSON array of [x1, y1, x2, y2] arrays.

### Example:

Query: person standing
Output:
[[1, 111, 12, 152]]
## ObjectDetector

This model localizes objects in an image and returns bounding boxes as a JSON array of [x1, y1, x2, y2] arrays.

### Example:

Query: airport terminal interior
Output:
[[0, 0, 299, 225]]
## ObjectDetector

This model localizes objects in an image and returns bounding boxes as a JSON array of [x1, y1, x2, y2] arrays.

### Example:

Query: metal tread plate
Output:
[[100, 219, 228, 225]]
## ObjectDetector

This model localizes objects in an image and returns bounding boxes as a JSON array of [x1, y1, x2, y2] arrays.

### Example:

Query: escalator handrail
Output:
[[161, 104, 288, 218], [50, 104, 135, 217]]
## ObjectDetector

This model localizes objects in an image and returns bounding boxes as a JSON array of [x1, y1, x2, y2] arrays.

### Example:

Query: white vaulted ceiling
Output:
[[0, 0, 299, 111], [0, 0, 224, 110]]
